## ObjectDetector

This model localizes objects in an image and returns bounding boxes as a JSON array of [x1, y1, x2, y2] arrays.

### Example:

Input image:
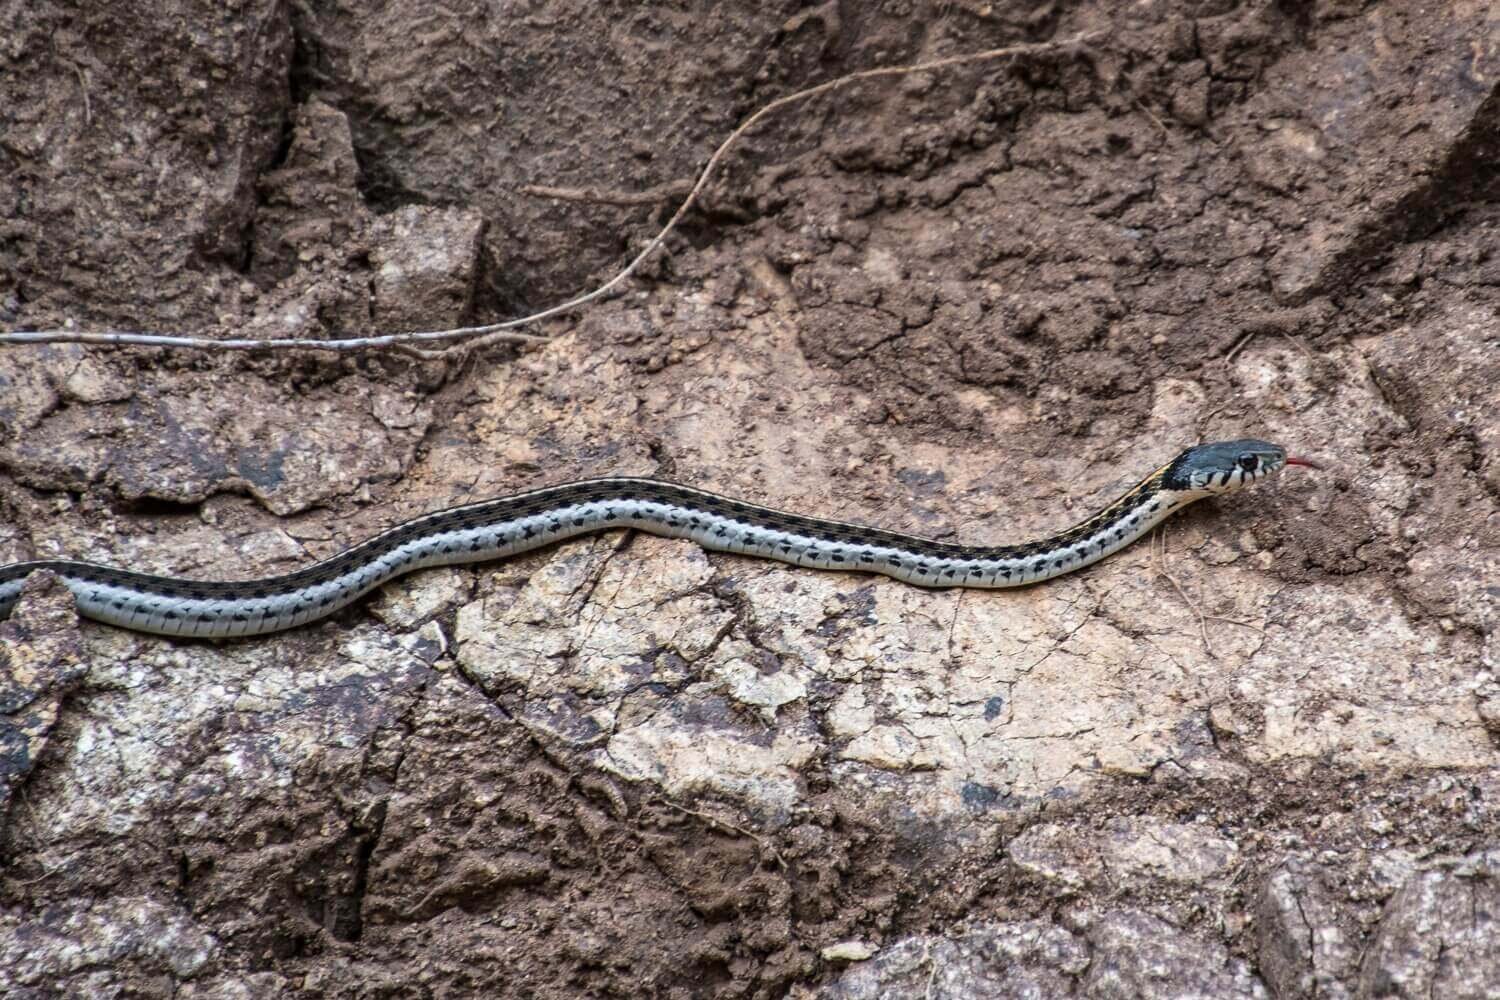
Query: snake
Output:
[[0, 439, 1316, 639]]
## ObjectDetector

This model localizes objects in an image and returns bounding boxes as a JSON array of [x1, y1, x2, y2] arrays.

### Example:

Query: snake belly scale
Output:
[[0, 439, 1314, 639]]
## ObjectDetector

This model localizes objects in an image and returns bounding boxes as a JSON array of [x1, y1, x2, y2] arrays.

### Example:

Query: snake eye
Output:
[[1237, 454, 1259, 473]]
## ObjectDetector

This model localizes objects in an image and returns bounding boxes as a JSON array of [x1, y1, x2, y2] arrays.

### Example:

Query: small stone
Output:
[[369, 205, 486, 330], [821, 940, 878, 962]]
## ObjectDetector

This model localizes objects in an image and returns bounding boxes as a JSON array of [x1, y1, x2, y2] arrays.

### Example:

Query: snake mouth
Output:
[[1283, 456, 1322, 470]]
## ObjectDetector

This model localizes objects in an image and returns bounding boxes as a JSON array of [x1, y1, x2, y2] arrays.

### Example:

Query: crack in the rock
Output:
[[998, 726, 1097, 743]]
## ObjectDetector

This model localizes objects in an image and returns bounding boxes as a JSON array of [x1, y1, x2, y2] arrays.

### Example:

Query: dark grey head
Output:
[[1162, 439, 1318, 494]]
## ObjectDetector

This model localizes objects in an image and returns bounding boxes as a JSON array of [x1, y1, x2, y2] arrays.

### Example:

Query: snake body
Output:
[[0, 439, 1311, 639]]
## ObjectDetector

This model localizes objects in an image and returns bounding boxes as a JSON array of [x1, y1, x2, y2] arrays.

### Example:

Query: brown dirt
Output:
[[1, 1, 1498, 998]]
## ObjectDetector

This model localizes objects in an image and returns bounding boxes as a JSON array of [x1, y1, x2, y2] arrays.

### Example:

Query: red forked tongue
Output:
[[1284, 456, 1322, 470]]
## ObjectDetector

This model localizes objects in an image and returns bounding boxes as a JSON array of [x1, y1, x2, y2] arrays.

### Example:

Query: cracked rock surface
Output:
[[2, 1, 1498, 997]]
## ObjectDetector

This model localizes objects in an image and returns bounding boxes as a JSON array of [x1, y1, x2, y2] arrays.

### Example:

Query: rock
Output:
[[1009, 822, 1104, 889], [0, 897, 220, 989], [4, 1, 1500, 996], [1356, 849, 1500, 999], [0, 367, 435, 516], [1010, 817, 1238, 895], [1256, 857, 1359, 999], [1078, 908, 1268, 1000], [0, 572, 85, 834], [823, 912, 1264, 999], [1099, 817, 1239, 887], [821, 940, 878, 962], [822, 920, 1087, 999], [369, 205, 486, 331], [369, 566, 473, 630], [251, 99, 366, 281]]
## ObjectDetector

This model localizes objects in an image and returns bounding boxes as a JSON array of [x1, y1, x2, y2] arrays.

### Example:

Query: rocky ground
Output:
[[1, 1, 1497, 997]]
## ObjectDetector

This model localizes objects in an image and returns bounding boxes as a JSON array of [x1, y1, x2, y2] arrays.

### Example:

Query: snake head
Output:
[[1163, 439, 1318, 494]]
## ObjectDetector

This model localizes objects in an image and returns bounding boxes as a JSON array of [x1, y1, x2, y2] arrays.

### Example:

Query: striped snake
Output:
[[0, 439, 1315, 639]]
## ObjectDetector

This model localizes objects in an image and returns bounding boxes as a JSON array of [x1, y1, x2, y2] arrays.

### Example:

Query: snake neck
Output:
[[971, 469, 1202, 576], [1019, 467, 1201, 557]]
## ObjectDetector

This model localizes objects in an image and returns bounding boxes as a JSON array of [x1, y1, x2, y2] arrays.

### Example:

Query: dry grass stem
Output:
[[521, 180, 694, 207], [1, 31, 1097, 360], [1150, 528, 1216, 658], [661, 798, 785, 869]]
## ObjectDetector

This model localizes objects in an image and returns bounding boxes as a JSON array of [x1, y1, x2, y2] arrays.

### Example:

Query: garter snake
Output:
[[0, 439, 1315, 639]]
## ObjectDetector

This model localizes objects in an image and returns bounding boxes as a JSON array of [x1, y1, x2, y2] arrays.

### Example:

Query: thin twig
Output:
[[1203, 614, 1265, 634], [1223, 329, 1257, 362], [1135, 98, 1168, 135], [1, 32, 1098, 360], [1281, 331, 1317, 362], [71, 62, 92, 126], [660, 798, 785, 868], [0, 326, 550, 356], [437, 32, 1096, 361], [521, 180, 694, 207], [1150, 528, 1215, 658]]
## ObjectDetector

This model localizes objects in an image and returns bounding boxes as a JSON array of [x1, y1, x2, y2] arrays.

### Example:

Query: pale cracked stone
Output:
[[369, 565, 473, 630], [596, 689, 820, 820], [822, 910, 1265, 1000], [1256, 856, 1359, 1000], [1236, 579, 1491, 768], [0, 896, 220, 988], [1356, 847, 1500, 999], [455, 533, 734, 706], [709, 644, 808, 721], [1010, 817, 1239, 893], [794, 548, 1275, 815], [442, 331, 1498, 826], [821, 940, 879, 962], [456, 533, 824, 815], [18, 625, 429, 845], [369, 204, 486, 330]]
